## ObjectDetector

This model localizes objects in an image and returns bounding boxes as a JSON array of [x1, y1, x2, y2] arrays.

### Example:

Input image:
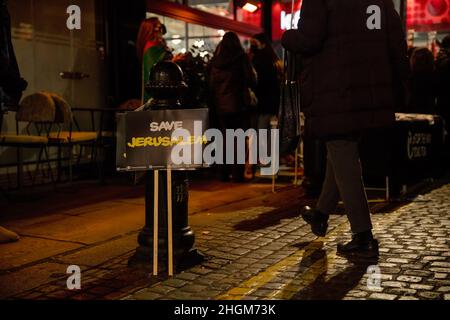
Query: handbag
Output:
[[278, 50, 301, 155]]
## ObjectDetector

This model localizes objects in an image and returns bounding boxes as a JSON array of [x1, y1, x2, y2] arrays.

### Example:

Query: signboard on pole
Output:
[[116, 108, 209, 171]]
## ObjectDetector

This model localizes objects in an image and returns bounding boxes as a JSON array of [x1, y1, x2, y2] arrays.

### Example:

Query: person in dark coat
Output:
[[0, 0, 27, 108], [208, 32, 257, 182], [0, 0, 22, 243], [249, 33, 282, 124], [435, 35, 450, 164], [249, 33, 282, 178], [407, 47, 436, 114], [282, 0, 410, 258]]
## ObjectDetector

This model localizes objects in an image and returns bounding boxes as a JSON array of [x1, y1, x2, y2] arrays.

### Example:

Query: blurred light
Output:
[[242, 3, 258, 13], [217, 29, 226, 37], [171, 35, 182, 45], [180, 48, 187, 54], [194, 40, 205, 48], [237, 0, 260, 13]]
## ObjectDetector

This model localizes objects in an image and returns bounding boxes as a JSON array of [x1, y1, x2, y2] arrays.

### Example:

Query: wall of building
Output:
[[0, 0, 107, 186]]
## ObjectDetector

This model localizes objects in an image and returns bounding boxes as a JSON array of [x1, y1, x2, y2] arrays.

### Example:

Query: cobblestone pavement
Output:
[[7, 181, 450, 300], [124, 183, 450, 301]]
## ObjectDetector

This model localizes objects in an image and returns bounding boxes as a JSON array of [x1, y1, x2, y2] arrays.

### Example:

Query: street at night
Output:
[[1, 175, 450, 301], [1, 0, 450, 316]]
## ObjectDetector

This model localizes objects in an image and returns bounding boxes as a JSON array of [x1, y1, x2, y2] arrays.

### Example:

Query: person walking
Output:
[[208, 32, 257, 182], [282, 0, 410, 258]]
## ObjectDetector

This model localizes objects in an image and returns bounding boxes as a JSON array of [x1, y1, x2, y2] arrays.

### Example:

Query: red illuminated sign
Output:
[[406, 0, 450, 31], [272, 0, 302, 40]]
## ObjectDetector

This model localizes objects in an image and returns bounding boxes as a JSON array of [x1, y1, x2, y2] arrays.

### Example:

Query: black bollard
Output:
[[128, 61, 204, 272]]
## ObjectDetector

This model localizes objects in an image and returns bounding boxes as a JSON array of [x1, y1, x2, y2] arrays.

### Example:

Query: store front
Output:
[[146, 0, 264, 55], [269, 0, 450, 54], [406, 0, 450, 52]]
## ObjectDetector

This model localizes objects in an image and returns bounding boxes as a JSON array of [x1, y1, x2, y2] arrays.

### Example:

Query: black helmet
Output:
[[145, 61, 187, 100]]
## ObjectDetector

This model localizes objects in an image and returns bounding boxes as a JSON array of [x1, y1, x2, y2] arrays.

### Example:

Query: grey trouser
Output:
[[316, 139, 372, 233]]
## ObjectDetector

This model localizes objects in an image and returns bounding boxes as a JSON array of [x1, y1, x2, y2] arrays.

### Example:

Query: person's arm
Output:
[[281, 0, 327, 55], [386, 0, 410, 111]]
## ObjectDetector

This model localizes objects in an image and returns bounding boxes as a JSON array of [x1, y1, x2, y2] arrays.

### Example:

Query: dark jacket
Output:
[[208, 51, 256, 115], [281, 0, 410, 138], [252, 51, 280, 115], [407, 70, 436, 114], [435, 48, 450, 122], [0, 0, 27, 106]]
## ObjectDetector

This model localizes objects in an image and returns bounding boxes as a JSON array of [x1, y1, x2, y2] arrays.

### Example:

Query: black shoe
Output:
[[301, 206, 329, 237], [337, 232, 379, 258]]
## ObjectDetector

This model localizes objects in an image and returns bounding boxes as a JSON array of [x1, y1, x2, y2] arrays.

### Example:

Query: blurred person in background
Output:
[[407, 47, 436, 114], [436, 35, 450, 163], [208, 32, 257, 182], [136, 17, 172, 104], [249, 33, 283, 178]]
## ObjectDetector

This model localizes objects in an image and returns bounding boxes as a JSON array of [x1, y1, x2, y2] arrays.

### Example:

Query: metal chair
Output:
[[0, 92, 55, 188], [45, 93, 98, 182]]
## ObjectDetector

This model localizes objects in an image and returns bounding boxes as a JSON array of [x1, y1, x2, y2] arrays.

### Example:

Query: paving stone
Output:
[[162, 279, 187, 288], [410, 284, 434, 290], [368, 293, 397, 300], [397, 275, 423, 283], [132, 289, 162, 300], [179, 284, 208, 293], [147, 285, 176, 295], [418, 291, 442, 299], [176, 272, 199, 281], [384, 288, 417, 296], [386, 258, 410, 264], [382, 281, 406, 288]]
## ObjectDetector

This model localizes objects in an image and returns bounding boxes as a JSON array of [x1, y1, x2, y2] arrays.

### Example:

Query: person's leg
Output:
[[301, 153, 335, 237], [326, 139, 372, 233], [316, 155, 340, 215]]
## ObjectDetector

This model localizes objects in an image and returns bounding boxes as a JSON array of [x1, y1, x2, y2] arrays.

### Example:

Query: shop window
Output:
[[188, 0, 235, 20], [148, 13, 187, 54]]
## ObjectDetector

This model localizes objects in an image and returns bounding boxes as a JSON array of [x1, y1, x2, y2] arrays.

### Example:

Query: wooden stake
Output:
[[167, 168, 174, 276], [153, 170, 159, 276]]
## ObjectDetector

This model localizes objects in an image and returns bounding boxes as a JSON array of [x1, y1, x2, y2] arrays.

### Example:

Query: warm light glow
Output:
[[242, 2, 258, 13], [171, 35, 182, 45]]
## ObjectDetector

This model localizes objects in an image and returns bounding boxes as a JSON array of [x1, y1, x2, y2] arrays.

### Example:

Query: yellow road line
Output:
[[217, 201, 410, 300], [268, 251, 338, 300], [217, 223, 348, 300]]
